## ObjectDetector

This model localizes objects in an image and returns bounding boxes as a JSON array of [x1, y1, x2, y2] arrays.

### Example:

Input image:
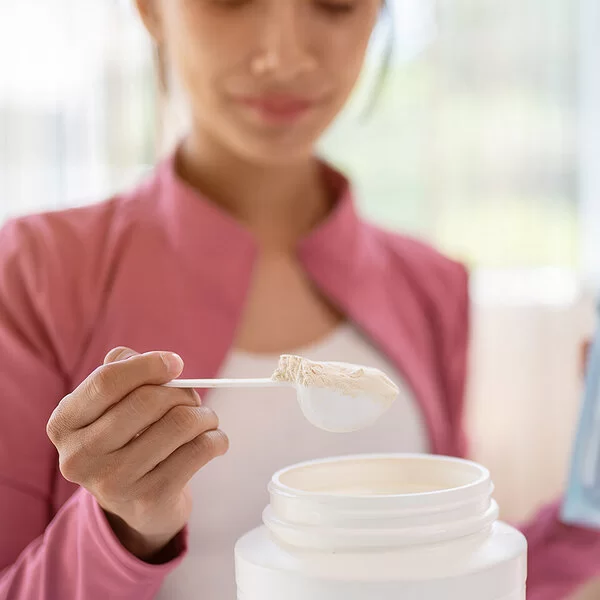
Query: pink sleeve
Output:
[[1, 489, 187, 600], [0, 218, 183, 599], [519, 502, 600, 599]]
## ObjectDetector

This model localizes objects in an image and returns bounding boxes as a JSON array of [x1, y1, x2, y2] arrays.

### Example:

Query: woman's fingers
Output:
[[82, 384, 200, 455], [142, 428, 230, 496], [119, 404, 220, 480], [49, 349, 184, 434]]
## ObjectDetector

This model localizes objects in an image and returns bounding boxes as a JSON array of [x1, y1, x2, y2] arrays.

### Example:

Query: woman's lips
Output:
[[235, 93, 317, 124]]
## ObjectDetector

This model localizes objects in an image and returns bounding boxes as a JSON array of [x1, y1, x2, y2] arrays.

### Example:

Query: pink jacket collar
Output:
[[155, 150, 362, 264]]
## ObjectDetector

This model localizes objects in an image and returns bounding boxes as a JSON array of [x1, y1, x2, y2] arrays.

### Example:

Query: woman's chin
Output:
[[228, 134, 320, 167]]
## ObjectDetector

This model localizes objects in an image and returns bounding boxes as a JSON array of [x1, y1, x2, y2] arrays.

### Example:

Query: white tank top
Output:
[[157, 324, 429, 599]]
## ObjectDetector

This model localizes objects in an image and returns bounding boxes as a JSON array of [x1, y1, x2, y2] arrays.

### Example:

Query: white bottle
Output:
[[235, 454, 527, 600]]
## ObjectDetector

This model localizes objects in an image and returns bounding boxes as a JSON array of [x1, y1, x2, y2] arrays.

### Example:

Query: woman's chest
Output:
[[234, 253, 344, 353]]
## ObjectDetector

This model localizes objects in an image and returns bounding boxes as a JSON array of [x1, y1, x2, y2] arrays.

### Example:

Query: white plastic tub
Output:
[[235, 454, 527, 600]]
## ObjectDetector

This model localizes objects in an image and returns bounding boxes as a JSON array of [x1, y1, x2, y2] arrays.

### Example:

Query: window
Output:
[[2, 0, 598, 279], [322, 0, 590, 272], [0, 0, 155, 220]]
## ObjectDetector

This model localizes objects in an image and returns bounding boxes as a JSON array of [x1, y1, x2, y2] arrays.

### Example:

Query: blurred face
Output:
[[137, 0, 381, 165]]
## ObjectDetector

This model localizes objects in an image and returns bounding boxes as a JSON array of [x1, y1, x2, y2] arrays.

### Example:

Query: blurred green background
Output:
[[0, 0, 591, 272]]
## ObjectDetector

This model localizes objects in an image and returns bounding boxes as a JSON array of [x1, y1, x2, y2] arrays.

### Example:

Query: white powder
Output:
[[271, 355, 399, 402]]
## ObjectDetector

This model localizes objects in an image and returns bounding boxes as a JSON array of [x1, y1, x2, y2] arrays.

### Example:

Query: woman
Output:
[[0, 1, 599, 598]]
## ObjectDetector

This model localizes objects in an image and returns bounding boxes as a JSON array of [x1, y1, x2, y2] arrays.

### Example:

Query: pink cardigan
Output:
[[0, 154, 598, 599]]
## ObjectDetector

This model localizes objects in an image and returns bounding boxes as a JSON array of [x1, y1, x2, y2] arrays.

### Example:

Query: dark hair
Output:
[[155, 45, 168, 94], [364, 0, 394, 117], [154, 1, 393, 113]]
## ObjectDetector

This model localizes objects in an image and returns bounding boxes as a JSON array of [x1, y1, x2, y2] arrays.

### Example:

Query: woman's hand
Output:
[[47, 347, 229, 561]]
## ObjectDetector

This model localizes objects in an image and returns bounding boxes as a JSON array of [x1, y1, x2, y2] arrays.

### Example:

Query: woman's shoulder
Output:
[[0, 176, 162, 348], [0, 174, 158, 278], [0, 180, 161, 375], [366, 223, 469, 300], [2, 196, 119, 260]]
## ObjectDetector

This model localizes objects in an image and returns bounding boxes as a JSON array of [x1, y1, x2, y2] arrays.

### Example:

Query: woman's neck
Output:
[[177, 134, 333, 251]]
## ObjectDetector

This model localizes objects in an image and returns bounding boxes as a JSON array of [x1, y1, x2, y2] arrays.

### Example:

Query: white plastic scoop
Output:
[[164, 354, 399, 433]]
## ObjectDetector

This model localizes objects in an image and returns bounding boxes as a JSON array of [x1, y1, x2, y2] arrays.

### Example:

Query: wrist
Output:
[[104, 511, 182, 564]]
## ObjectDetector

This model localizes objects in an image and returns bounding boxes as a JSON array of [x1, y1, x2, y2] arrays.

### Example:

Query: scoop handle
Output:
[[164, 378, 289, 389]]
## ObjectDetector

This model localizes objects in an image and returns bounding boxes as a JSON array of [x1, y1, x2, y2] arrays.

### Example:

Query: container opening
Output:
[[276, 456, 487, 497]]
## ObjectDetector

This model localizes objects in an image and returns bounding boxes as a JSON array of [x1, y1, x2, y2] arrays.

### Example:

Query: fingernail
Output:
[[191, 390, 202, 406], [161, 352, 184, 376]]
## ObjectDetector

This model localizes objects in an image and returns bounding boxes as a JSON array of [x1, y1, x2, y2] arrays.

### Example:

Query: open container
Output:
[[235, 454, 527, 600]]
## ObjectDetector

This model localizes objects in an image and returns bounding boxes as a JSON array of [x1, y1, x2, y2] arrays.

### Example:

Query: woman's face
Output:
[[138, 0, 381, 164]]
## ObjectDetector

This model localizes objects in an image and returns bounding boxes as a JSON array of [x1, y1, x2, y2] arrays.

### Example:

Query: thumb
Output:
[[104, 346, 140, 365]]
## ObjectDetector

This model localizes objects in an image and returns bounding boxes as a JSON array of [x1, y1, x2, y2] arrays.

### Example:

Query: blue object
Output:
[[562, 307, 600, 528]]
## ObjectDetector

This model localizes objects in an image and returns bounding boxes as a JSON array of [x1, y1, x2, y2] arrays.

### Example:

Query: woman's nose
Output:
[[250, 3, 317, 82]]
